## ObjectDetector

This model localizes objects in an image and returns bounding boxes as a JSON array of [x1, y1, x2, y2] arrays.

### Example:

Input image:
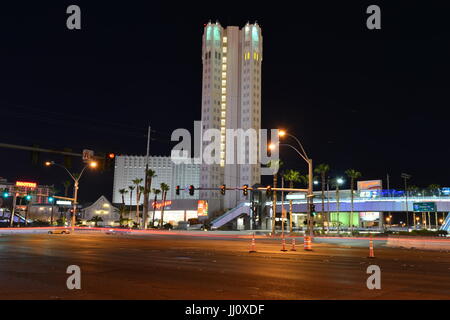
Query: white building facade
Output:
[[200, 21, 263, 211], [113, 155, 200, 205]]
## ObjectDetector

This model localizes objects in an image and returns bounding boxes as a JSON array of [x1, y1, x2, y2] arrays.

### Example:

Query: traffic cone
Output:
[[281, 234, 288, 252], [249, 233, 256, 253], [290, 238, 297, 251], [304, 235, 313, 251], [368, 236, 375, 258]]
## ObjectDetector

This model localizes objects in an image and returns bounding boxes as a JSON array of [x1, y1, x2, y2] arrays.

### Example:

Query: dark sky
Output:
[[1, 1, 449, 203]]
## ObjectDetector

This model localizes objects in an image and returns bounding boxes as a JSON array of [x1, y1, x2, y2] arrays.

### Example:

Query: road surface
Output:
[[0, 232, 449, 299]]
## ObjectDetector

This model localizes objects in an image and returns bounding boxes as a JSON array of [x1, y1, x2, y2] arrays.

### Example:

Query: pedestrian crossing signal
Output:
[[189, 185, 195, 196], [176, 185, 180, 195]]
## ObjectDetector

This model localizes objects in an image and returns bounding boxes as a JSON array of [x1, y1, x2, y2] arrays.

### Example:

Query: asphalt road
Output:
[[0, 232, 449, 299]]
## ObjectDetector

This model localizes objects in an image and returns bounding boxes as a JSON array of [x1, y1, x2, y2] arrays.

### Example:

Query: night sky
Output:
[[1, 1, 449, 203]]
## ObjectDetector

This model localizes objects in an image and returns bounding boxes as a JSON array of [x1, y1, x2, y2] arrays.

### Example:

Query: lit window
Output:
[[223, 47, 227, 53], [222, 57, 227, 63]]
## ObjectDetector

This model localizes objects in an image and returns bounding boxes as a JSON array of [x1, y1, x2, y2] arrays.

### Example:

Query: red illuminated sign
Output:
[[152, 200, 172, 209], [16, 181, 37, 188]]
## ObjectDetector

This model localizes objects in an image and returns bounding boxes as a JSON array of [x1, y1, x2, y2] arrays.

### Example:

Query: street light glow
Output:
[[89, 161, 98, 168], [337, 178, 344, 185], [278, 129, 286, 137], [45, 161, 52, 166], [268, 143, 276, 151]]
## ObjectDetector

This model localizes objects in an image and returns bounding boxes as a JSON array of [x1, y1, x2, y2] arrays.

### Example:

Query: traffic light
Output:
[[266, 185, 272, 198], [220, 184, 226, 195], [309, 204, 316, 217], [175, 185, 180, 195], [25, 194, 32, 201], [189, 185, 195, 196], [48, 196, 55, 203], [243, 184, 248, 196], [104, 153, 115, 171], [2, 188, 9, 198], [63, 147, 73, 169]]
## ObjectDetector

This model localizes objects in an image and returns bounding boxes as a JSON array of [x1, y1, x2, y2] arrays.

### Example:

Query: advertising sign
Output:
[[197, 200, 208, 217], [82, 149, 94, 162], [357, 180, 382, 191], [16, 181, 37, 188]]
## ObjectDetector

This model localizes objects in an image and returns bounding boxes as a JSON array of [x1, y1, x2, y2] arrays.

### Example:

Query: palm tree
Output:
[[128, 185, 135, 221], [159, 183, 170, 228], [345, 169, 362, 232], [314, 163, 330, 232], [142, 169, 157, 229], [283, 169, 301, 232], [132, 178, 143, 227], [63, 180, 72, 197], [88, 215, 103, 227], [427, 184, 440, 196], [151, 188, 161, 227], [118, 188, 128, 222]]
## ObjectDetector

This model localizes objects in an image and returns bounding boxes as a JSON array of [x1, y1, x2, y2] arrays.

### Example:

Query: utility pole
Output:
[[281, 175, 285, 237], [401, 173, 411, 229], [142, 125, 151, 229], [271, 173, 277, 235]]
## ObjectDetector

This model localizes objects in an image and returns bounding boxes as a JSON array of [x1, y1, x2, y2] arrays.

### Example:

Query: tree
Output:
[[132, 178, 143, 227], [63, 180, 72, 197], [151, 188, 161, 228], [159, 183, 170, 228], [142, 169, 157, 229], [283, 169, 302, 233], [128, 185, 135, 220], [427, 184, 441, 196], [345, 169, 362, 232], [88, 215, 103, 227], [314, 163, 330, 232], [118, 188, 128, 222]]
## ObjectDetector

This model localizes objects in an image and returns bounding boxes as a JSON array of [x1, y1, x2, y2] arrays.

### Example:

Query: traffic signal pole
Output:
[[9, 191, 17, 227]]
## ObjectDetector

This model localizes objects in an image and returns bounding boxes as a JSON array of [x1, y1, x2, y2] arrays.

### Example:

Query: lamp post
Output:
[[273, 130, 314, 237], [335, 178, 344, 233], [45, 160, 97, 232]]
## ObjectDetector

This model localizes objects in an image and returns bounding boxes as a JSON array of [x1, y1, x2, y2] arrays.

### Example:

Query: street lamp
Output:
[[335, 177, 344, 233], [276, 129, 314, 237], [45, 160, 97, 231]]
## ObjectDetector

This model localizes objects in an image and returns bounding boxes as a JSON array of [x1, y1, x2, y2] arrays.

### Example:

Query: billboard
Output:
[[197, 200, 208, 217], [357, 180, 382, 191]]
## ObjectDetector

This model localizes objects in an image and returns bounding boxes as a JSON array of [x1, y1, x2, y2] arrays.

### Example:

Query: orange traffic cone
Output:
[[304, 235, 313, 251], [249, 233, 256, 253], [368, 236, 375, 258], [290, 238, 297, 251], [281, 234, 288, 252]]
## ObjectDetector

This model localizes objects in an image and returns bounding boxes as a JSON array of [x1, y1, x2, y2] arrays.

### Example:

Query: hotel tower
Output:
[[199, 21, 262, 212]]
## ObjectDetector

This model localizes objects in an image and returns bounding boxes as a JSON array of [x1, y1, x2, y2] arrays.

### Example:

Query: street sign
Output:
[[413, 202, 436, 212], [82, 149, 94, 162]]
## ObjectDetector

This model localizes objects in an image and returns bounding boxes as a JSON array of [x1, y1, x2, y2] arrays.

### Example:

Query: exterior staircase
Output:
[[211, 202, 250, 229]]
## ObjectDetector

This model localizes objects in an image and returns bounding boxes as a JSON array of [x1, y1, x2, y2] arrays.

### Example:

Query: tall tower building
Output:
[[199, 21, 263, 212]]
